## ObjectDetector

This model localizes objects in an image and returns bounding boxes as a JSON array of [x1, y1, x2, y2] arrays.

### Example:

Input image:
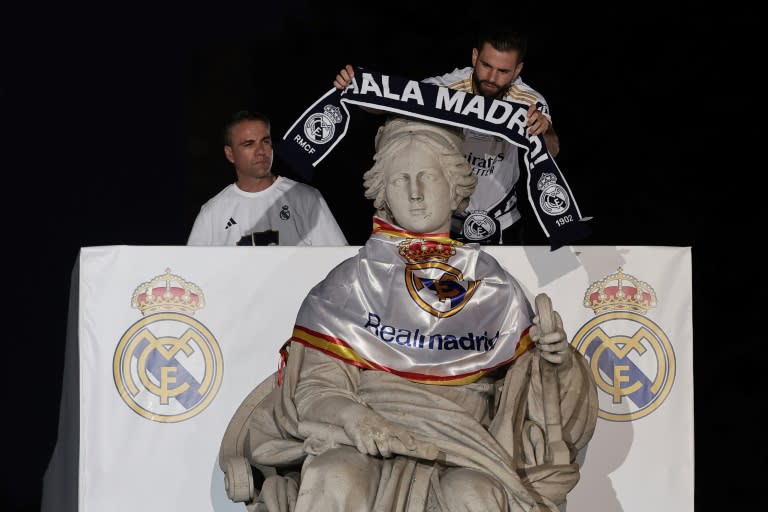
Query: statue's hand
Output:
[[341, 406, 417, 457], [530, 310, 573, 368], [260, 474, 298, 512]]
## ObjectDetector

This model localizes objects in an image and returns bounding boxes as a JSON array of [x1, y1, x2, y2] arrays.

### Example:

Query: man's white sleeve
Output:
[[308, 192, 348, 246], [186, 208, 212, 246]]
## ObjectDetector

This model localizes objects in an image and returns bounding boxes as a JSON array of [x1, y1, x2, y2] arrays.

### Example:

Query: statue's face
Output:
[[383, 141, 456, 233]]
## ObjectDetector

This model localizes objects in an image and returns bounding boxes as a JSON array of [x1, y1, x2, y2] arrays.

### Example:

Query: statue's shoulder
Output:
[[307, 253, 360, 293], [474, 248, 529, 302], [474, 247, 516, 279]]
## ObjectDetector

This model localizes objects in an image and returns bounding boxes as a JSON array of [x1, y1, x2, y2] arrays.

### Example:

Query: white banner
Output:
[[42, 245, 693, 512]]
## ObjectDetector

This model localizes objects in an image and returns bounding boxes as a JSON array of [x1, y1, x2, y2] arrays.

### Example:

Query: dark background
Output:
[[2, 4, 759, 510]]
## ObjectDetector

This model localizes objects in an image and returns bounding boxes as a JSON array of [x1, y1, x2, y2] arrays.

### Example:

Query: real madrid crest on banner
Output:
[[113, 269, 223, 423], [572, 268, 675, 422]]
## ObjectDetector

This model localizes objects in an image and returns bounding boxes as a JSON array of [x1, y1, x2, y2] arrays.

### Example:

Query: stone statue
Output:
[[219, 117, 598, 512]]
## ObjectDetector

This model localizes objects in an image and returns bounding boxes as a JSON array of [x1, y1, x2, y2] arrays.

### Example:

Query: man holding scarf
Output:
[[333, 28, 559, 245]]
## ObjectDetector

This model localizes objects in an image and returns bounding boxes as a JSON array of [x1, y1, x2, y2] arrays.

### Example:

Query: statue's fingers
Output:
[[286, 477, 298, 512], [541, 351, 565, 365], [389, 434, 439, 460], [364, 435, 380, 456], [541, 336, 568, 352], [262, 476, 291, 512], [538, 340, 555, 352], [395, 430, 417, 451], [538, 331, 562, 347], [260, 477, 276, 510], [350, 432, 370, 455], [376, 437, 393, 458], [554, 311, 564, 330], [275, 477, 288, 512]]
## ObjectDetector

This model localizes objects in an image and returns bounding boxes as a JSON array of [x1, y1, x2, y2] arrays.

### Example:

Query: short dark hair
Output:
[[223, 110, 271, 146], [475, 28, 528, 61]]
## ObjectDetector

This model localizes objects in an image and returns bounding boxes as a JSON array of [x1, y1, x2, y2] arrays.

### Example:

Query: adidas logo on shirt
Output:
[[225, 217, 237, 230]]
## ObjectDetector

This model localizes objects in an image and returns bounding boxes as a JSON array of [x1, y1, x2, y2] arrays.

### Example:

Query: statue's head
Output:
[[363, 117, 477, 233]]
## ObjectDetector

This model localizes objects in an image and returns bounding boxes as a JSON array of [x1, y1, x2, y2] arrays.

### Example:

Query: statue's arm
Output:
[[294, 347, 417, 457], [521, 294, 597, 464]]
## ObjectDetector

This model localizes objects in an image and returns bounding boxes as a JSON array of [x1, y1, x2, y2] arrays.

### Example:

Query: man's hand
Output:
[[334, 64, 355, 90], [526, 103, 551, 137]]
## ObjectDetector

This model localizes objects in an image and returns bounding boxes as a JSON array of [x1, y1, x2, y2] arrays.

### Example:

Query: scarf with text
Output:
[[280, 67, 591, 250]]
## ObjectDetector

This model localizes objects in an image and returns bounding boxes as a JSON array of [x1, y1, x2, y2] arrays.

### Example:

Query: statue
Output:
[[219, 117, 598, 511]]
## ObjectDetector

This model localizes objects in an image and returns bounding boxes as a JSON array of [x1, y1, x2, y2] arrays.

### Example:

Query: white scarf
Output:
[[287, 217, 534, 385]]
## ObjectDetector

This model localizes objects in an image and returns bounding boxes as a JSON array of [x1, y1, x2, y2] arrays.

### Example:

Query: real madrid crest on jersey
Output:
[[572, 268, 675, 422], [462, 211, 498, 241], [113, 269, 223, 423], [398, 239, 480, 318]]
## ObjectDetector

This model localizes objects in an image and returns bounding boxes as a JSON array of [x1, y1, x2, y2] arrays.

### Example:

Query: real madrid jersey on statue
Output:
[[187, 177, 347, 246], [423, 67, 550, 243]]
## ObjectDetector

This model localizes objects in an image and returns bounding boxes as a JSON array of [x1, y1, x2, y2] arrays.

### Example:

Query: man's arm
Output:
[[527, 103, 560, 158], [333, 64, 384, 115], [308, 190, 348, 245], [187, 209, 212, 246], [544, 125, 560, 158]]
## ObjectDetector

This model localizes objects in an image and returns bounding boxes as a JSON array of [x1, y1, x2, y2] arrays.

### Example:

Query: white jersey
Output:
[[423, 67, 550, 234], [187, 177, 348, 246]]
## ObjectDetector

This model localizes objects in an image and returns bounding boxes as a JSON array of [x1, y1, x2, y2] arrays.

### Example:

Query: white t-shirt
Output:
[[423, 67, 550, 235], [187, 176, 348, 246]]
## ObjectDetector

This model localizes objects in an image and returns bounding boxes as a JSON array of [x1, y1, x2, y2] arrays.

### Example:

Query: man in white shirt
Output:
[[187, 111, 348, 246]]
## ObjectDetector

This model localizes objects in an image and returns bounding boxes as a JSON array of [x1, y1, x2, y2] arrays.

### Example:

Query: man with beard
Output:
[[333, 28, 558, 245], [187, 110, 347, 246]]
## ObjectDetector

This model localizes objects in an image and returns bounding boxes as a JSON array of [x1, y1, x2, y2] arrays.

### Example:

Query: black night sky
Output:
[[2, 4, 759, 510]]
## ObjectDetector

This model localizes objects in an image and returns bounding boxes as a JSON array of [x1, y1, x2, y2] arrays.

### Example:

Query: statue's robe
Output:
[[243, 218, 598, 511]]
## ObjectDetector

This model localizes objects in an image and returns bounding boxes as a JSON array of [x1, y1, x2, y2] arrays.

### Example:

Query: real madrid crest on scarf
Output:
[[288, 218, 534, 385], [303, 104, 344, 145]]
